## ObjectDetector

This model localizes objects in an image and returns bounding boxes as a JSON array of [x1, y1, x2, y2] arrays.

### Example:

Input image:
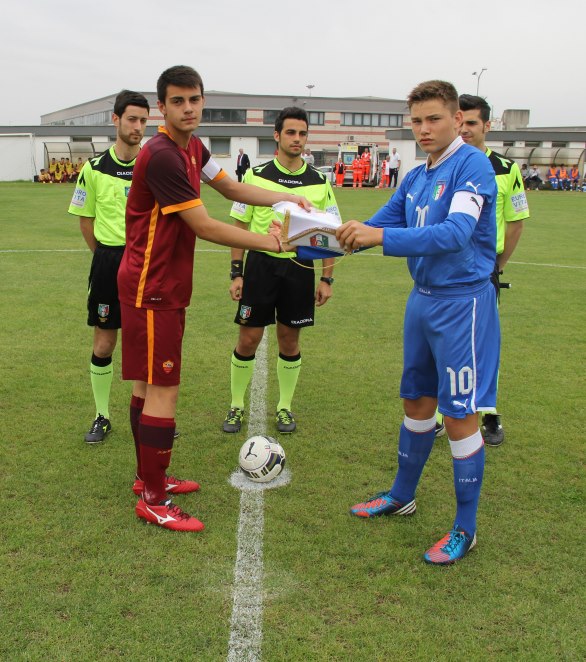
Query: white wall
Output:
[[0, 134, 38, 180], [386, 139, 425, 186]]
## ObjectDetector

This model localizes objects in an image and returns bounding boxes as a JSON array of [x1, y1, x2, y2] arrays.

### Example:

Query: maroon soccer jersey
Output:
[[118, 126, 225, 309]]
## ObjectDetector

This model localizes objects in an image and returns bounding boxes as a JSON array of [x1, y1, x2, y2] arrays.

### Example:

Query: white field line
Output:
[[226, 332, 268, 662], [2, 247, 585, 271]]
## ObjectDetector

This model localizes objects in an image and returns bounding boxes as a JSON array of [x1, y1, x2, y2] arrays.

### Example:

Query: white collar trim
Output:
[[426, 136, 465, 170]]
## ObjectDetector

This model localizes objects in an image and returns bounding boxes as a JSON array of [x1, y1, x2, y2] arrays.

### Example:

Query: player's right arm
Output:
[[68, 160, 97, 251], [178, 205, 283, 255], [229, 220, 249, 301], [79, 217, 98, 252]]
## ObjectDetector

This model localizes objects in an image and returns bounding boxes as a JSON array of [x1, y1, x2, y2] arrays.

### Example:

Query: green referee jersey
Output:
[[486, 148, 530, 255], [67, 146, 136, 246], [230, 158, 340, 258]]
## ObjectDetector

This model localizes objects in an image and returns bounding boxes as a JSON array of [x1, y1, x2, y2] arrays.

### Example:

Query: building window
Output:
[[503, 141, 514, 147], [202, 109, 246, 123], [525, 141, 540, 147], [258, 138, 276, 156], [341, 113, 402, 128], [552, 141, 567, 147], [263, 110, 280, 125], [415, 144, 427, 159], [308, 111, 324, 126], [210, 137, 230, 156]]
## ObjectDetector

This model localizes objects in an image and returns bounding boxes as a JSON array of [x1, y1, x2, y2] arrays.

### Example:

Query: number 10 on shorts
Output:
[[446, 366, 474, 396]]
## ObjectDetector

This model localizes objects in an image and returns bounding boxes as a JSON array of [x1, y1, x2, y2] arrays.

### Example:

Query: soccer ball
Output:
[[238, 435, 286, 483]]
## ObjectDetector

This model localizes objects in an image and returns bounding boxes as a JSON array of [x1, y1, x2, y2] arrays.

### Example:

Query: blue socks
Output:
[[450, 430, 485, 536], [390, 416, 436, 504]]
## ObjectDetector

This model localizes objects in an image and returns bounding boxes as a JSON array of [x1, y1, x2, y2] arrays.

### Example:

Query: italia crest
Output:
[[310, 233, 329, 248], [432, 181, 446, 200]]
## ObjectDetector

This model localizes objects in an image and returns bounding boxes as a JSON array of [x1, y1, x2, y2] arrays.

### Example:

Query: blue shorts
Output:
[[400, 282, 500, 419]]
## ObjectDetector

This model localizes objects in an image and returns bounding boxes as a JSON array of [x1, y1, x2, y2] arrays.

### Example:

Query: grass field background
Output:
[[1, 183, 584, 661]]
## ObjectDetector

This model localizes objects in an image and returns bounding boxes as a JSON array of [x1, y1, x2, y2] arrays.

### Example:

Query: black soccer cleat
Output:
[[276, 409, 296, 434], [223, 407, 244, 433], [482, 413, 505, 447], [85, 414, 112, 444]]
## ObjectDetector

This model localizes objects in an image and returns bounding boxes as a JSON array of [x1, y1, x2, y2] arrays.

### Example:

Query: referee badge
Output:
[[97, 303, 110, 321], [239, 305, 252, 320]]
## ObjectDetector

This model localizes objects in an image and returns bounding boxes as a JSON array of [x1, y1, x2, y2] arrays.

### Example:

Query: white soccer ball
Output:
[[238, 435, 286, 483]]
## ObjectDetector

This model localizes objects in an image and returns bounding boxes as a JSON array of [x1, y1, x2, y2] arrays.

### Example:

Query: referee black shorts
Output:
[[235, 250, 315, 328], [87, 242, 125, 329]]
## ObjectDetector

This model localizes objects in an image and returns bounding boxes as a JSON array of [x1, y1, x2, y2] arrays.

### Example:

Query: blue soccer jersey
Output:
[[366, 137, 497, 290]]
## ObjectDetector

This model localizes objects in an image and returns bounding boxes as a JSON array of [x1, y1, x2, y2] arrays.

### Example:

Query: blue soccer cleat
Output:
[[350, 491, 416, 518], [424, 527, 477, 565]]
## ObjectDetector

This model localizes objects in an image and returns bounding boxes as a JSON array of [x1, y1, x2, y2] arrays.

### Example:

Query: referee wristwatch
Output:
[[320, 276, 334, 285], [230, 260, 243, 280]]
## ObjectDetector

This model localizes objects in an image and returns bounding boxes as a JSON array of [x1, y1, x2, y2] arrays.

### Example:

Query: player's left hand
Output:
[[315, 281, 332, 307], [336, 221, 383, 252]]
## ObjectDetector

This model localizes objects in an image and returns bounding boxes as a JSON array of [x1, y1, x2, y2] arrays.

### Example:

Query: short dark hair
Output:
[[157, 65, 204, 102], [407, 80, 459, 113], [275, 106, 308, 134], [113, 90, 150, 118], [459, 94, 491, 123]]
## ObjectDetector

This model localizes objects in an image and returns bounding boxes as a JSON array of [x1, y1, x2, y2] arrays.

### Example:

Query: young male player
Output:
[[337, 80, 499, 564], [222, 107, 339, 435], [68, 90, 150, 444], [118, 66, 309, 532], [459, 94, 530, 446]]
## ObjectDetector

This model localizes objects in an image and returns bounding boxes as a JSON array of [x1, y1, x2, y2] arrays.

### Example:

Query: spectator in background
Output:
[[235, 148, 250, 183], [379, 158, 389, 188], [334, 157, 345, 187], [388, 147, 401, 187], [384, 156, 392, 187], [39, 169, 52, 183], [65, 158, 76, 183], [360, 147, 371, 182], [54, 159, 65, 183], [48, 158, 57, 181], [558, 164, 569, 190], [570, 165, 580, 191], [527, 164, 543, 190], [521, 164, 529, 187], [302, 148, 315, 166], [547, 164, 559, 189], [352, 154, 363, 188]]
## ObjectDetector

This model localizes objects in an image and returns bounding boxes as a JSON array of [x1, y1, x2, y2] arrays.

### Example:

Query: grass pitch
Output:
[[1, 183, 584, 661]]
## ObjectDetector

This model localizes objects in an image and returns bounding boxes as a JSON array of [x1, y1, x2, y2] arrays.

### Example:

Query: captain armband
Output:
[[449, 190, 484, 221]]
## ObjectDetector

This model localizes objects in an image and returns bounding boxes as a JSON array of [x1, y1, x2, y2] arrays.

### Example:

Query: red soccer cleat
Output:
[[136, 498, 205, 532], [132, 475, 200, 496]]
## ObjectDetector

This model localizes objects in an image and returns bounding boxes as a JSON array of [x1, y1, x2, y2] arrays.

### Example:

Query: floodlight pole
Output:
[[472, 68, 487, 96], [306, 84, 315, 97]]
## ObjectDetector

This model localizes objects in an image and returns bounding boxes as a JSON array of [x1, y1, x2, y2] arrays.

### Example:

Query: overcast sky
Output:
[[1, 0, 581, 128]]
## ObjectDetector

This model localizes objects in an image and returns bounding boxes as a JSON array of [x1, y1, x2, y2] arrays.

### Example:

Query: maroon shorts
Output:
[[121, 304, 186, 386]]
